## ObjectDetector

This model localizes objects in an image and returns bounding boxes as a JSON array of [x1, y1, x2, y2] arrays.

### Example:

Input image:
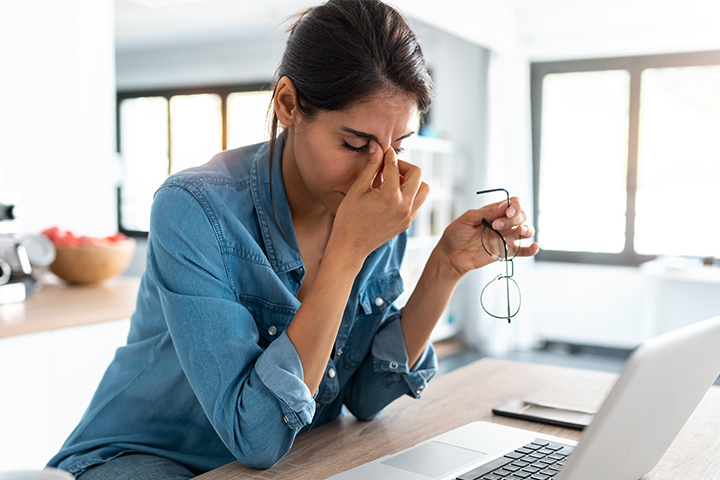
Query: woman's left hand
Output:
[[437, 197, 539, 277]]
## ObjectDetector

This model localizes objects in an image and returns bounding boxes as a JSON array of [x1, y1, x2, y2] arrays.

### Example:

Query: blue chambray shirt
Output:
[[48, 134, 437, 475]]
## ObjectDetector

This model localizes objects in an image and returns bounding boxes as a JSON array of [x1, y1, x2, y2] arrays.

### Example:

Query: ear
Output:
[[274, 76, 300, 128]]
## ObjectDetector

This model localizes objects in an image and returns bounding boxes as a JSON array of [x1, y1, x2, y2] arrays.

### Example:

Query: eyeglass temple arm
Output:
[[476, 188, 511, 209]]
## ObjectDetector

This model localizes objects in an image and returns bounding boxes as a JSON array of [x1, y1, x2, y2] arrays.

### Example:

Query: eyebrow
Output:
[[340, 127, 415, 144]]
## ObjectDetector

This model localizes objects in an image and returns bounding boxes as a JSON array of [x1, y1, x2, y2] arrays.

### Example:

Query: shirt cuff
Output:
[[371, 311, 438, 398], [254, 331, 316, 429]]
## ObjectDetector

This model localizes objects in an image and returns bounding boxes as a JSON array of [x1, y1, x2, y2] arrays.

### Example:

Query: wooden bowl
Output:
[[49, 238, 136, 284]]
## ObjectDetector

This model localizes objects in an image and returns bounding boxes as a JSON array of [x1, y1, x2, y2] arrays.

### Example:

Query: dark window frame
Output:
[[531, 50, 720, 266], [116, 82, 272, 237]]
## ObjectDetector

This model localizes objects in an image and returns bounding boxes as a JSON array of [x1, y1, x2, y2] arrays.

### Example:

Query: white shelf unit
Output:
[[395, 136, 459, 342]]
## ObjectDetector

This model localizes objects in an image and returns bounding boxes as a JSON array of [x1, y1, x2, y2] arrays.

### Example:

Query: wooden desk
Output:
[[0, 276, 141, 338], [197, 358, 720, 480]]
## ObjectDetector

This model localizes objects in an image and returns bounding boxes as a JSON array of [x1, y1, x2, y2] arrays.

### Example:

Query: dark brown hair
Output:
[[267, 0, 434, 167]]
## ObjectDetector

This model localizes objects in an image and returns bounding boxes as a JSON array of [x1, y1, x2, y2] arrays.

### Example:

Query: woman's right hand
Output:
[[329, 140, 430, 262]]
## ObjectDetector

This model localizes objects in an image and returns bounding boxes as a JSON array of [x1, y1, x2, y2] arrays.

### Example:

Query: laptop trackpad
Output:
[[380, 441, 487, 478]]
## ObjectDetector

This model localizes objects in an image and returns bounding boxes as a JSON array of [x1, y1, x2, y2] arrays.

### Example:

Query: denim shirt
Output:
[[48, 135, 437, 475]]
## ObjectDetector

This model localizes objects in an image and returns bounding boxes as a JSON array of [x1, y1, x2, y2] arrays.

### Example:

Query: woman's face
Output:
[[287, 92, 419, 216]]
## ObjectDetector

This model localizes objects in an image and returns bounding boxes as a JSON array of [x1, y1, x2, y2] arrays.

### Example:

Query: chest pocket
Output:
[[343, 270, 404, 368], [358, 270, 404, 316]]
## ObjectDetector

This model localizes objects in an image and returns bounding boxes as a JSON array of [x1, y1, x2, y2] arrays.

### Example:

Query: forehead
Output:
[[321, 92, 419, 136]]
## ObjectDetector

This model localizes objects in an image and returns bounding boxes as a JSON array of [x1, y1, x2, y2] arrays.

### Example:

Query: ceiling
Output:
[[115, 0, 720, 58]]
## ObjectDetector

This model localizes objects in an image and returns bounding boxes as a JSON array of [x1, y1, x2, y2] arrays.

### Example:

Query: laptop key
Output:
[[480, 475, 501, 480], [505, 452, 525, 460], [456, 457, 514, 480], [511, 471, 532, 478], [529, 475, 549, 480], [556, 446, 575, 456]]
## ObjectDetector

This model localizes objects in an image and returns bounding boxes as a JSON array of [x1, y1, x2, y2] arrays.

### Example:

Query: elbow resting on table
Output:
[[231, 439, 289, 470]]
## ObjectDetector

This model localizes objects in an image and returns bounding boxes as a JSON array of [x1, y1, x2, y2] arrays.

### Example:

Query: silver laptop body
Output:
[[330, 315, 720, 480]]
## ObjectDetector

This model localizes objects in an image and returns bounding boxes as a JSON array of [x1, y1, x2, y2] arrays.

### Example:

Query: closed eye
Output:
[[342, 141, 404, 155], [342, 141, 366, 153]]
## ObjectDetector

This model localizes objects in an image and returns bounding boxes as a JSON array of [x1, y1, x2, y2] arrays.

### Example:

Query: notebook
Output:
[[329, 314, 720, 480]]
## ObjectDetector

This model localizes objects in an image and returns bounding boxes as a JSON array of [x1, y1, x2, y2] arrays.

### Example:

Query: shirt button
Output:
[[415, 385, 425, 395], [337, 348, 343, 356], [389, 361, 398, 369], [374, 297, 384, 307], [283, 415, 289, 424], [268, 326, 278, 336], [328, 368, 336, 379]]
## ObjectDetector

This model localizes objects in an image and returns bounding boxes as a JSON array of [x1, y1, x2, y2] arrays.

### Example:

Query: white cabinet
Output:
[[0, 319, 130, 471], [395, 136, 459, 342]]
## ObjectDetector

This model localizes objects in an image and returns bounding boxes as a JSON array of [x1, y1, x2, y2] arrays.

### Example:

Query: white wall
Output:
[[116, 34, 284, 91], [0, 0, 117, 237]]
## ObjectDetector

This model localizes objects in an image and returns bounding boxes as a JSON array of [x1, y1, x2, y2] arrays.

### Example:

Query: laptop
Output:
[[330, 314, 720, 480]]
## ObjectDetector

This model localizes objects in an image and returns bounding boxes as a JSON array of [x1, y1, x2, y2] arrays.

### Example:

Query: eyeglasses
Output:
[[476, 188, 521, 323]]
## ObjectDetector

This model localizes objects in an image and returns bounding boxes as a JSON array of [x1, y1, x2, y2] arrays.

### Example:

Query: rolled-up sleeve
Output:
[[344, 308, 437, 421], [254, 332, 316, 428], [149, 185, 313, 469]]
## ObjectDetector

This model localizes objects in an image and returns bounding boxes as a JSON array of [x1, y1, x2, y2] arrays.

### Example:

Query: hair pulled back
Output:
[[268, 0, 434, 163]]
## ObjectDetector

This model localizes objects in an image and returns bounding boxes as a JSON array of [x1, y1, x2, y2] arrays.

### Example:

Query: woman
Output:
[[48, 0, 538, 478]]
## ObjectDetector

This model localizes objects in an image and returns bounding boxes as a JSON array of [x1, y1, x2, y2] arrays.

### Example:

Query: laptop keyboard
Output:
[[456, 439, 575, 480]]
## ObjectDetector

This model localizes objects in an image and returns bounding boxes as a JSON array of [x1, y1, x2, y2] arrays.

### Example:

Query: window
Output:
[[532, 52, 720, 265], [117, 84, 272, 235]]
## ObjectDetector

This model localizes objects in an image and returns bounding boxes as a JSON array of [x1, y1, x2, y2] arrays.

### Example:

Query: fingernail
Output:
[[506, 208, 516, 217], [368, 141, 377, 154], [493, 220, 504, 230]]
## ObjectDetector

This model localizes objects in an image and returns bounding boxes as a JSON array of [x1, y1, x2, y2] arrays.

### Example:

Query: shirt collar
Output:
[[250, 133, 304, 274]]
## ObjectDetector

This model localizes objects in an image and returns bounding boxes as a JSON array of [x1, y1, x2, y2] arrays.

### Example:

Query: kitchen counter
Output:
[[0, 276, 141, 339]]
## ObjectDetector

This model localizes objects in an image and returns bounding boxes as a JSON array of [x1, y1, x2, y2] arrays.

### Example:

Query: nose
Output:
[[368, 138, 393, 156]]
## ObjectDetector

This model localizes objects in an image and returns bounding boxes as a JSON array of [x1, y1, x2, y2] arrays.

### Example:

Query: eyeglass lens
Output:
[[481, 273, 521, 320], [481, 223, 520, 261]]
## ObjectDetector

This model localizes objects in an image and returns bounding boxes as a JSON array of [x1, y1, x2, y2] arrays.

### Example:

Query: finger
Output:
[[398, 160, 423, 196], [493, 210, 527, 231], [352, 140, 384, 189], [499, 196, 522, 218], [410, 181, 430, 214], [380, 144, 401, 190], [516, 242, 540, 257]]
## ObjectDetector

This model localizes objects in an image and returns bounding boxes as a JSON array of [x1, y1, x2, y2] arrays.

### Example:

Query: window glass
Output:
[[119, 96, 169, 232], [169, 94, 222, 174], [227, 91, 273, 149], [636, 66, 720, 257], [538, 70, 631, 253]]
